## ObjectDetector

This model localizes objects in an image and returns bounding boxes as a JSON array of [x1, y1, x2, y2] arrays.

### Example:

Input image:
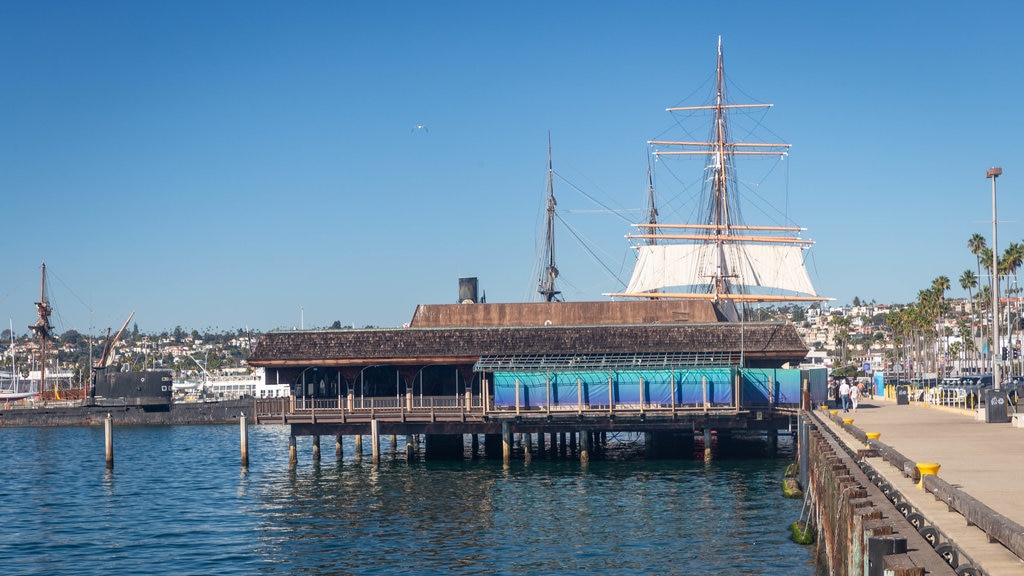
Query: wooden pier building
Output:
[[249, 300, 827, 463]]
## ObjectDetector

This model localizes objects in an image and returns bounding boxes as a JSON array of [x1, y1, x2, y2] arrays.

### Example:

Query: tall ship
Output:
[[607, 37, 827, 321]]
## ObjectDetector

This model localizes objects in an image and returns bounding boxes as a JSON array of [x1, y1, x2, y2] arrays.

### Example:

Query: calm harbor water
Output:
[[0, 424, 814, 575]]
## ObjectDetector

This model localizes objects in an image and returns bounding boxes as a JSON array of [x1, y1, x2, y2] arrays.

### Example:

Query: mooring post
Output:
[[355, 434, 363, 460], [704, 428, 713, 462], [405, 434, 415, 461], [371, 419, 380, 465], [335, 434, 343, 460], [288, 435, 297, 469], [524, 433, 533, 464], [240, 413, 249, 467], [104, 413, 113, 470], [501, 421, 512, 465], [579, 429, 590, 465], [312, 435, 321, 462]]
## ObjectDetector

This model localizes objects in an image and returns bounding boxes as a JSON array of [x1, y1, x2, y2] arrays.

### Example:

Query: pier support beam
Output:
[[312, 435, 321, 462], [355, 434, 363, 460], [704, 428, 713, 462], [502, 422, 512, 465], [288, 435, 297, 469], [471, 434, 479, 459], [371, 419, 380, 465], [524, 433, 533, 464], [579, 429, 590, 465], [537, 433, 546, 459], [336, 434, 343, 461], [405, 435, 415, 461]]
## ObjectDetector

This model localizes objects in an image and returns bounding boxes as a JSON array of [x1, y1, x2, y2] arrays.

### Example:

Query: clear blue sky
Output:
[[1, 1, 1021, 335]]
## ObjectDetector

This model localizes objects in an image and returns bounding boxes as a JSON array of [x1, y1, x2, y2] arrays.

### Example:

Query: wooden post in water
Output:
[[288, 435, 297, 469], [390, 434, 397, 455], [240, 413, 249, 467], [312, 435, 321, 462], [355, 434, 363, 460], [335, 434, 343, 460], [370, 419, 380, 465], [471, 434, 479, 459], [579, 429, 590, 465], [536, 432, 546, 459], [703, 428, 713, 462], [524, 433, 533, 464], [405, 435, 415, 461], [501, 421, 512, 465], [104, 413, 113, 470]]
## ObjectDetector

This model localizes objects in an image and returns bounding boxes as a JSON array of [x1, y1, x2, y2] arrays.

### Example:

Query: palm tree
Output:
[[960, 269, 978, 372], [969, 233, 988, 291]]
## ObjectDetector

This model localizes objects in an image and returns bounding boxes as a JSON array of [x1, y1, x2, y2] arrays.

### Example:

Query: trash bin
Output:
[[983, 388, 1009, 423], [896, 385, 909, 405]]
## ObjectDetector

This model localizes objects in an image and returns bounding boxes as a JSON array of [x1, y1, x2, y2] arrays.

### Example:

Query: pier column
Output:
[[336, 434, 343, 461], [483, 433, 502, 459], [104, 413, 114, 470], [502, 422, 512, 465], [390, 434, 397, 456], [288, 435, 297, 469], [579, 429, 590, 465], [471, 434, 479, 459], [240, 414, 249, 467], [536, 433, 546, 459], [704, 428, 713, 462], [767, 429, 778, 457], [524, 433, 533, 464], [371, 419, 380, 465], [355, 434, 363, 460], [405, 435, 415, 461], [312, 435, 321, 462]]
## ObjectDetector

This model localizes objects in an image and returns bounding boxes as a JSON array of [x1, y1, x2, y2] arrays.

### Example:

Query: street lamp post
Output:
[[988, 166, 1003, 391]]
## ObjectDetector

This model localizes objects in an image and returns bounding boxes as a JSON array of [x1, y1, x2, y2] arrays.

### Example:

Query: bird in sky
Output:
[[412, 125, 428, 132]]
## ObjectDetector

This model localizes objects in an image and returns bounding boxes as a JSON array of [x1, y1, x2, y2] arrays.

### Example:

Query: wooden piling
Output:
[[405, 435, 415, 461], [371, 419, 380, 465], [335, 434, 343, 460], [524, 433, 533, 464], [288, 435, 297, 469], [502, 421, 512, 465], [312, 435, 321, 462], [704, 428, 713, 462], [104, 413, 113, 470], [355, 434, 363, 459], [240, 413, 249, 467], [580, 429, 590, 465], [471, 434, 479, 459]]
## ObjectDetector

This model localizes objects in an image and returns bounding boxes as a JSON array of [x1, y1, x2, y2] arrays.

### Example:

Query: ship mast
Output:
[[537, 132, 562, 302], [607, 37, 828, 309], [28, 262, 53, 397]]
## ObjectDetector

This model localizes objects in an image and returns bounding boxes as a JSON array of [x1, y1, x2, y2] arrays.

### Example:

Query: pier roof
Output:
[[247, 322, 808, 368]]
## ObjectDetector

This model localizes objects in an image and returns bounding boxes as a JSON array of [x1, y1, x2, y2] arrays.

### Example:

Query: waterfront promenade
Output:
[[817, 396, 1024, 574]]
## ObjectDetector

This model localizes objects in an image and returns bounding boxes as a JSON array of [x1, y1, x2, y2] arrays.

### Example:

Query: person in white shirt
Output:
[[839, 380, 852, 412], [850, 383, 860, 411]]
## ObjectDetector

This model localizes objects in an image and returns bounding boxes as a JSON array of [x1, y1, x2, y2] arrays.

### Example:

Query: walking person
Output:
[[839, 379, 851, 412], [850, 382, 860, 412]]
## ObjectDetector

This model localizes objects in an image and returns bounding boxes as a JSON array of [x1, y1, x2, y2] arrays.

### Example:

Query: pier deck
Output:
[[817, 397, 1024, 575]]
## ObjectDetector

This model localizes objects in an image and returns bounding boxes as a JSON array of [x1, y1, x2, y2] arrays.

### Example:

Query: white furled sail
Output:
[[605, 37, 828, 315], [624, 243, 818, 297]]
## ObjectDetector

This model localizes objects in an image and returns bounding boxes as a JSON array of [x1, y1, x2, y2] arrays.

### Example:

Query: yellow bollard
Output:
[[842, 418, 854, 425], [916, 462, 940, 489], [829, 410, 839, 416], [820, 404, 829, 411], [865, 432, 880, 449]]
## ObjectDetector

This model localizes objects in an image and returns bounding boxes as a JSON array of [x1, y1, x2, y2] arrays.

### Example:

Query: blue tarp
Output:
[[492, 367, 808, 409]]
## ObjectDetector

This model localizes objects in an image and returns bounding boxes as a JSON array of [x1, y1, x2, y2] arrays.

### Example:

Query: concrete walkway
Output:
[[816, 397, 1024, 575]]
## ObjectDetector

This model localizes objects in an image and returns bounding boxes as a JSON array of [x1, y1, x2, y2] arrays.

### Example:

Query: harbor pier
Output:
[[803, 397, 1024, 575]]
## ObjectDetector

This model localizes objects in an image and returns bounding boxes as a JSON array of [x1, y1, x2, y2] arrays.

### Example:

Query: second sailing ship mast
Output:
[[538, 132, 563, 302], [28, 262, 53, 397]]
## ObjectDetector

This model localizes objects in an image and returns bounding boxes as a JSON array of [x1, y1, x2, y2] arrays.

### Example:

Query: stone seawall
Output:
[[0, 399, 255, 427], [801, 413, 956, 575]]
